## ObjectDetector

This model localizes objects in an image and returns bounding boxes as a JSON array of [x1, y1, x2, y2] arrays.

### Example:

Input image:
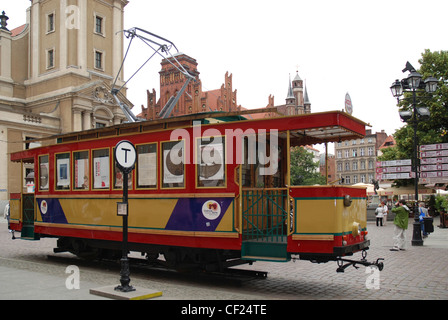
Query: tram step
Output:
[[241, 242, 290, 262], [21, 226, 38, 240], [241, 255, 289, 262]]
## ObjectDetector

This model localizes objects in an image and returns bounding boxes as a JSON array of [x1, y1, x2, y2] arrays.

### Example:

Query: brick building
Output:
[[139, 53, 311, 120], [139, 53, 240, 120]]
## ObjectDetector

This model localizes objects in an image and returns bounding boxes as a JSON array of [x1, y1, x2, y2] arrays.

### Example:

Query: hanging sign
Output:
[[345, 92, 353, 115]]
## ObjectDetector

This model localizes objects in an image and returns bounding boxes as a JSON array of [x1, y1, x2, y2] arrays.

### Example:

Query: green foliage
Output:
[[380, 50, 448, 186], [393, 50, 448, 159], [290, 147, 326, 186], [435, 194, 448, 212]]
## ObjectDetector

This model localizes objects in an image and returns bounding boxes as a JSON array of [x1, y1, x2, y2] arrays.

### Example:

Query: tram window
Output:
[[162, 141, 184, 188], [73, 151, 89, 190], [197, 137, 225, 187], [38, 155, 49, 191], [55, 153, 71, 190], [241, 136, 283, 188], [113, 148, 133, 190], [92, 149, 110, 189], [136, 143, 157, 189]]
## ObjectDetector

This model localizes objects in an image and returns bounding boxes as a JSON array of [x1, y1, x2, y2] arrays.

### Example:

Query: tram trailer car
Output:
[[8, 110, 378, 272]]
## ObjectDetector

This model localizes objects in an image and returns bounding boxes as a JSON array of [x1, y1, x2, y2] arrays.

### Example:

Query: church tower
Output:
[[285, 75, 296, 115], [304, 84, 311, 114], [292, 71, 304, 114]]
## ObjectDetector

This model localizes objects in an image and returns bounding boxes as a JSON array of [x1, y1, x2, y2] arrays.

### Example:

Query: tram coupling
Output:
[[336, 250, 384, 273]]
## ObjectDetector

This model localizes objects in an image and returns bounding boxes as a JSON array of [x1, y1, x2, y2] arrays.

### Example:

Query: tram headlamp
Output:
[[352, 222, 361, 237], [343, 195, 352, 207]]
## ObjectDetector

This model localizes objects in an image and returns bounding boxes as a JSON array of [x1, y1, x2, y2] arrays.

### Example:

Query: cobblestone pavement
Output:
[[1, 217, 447, 300]]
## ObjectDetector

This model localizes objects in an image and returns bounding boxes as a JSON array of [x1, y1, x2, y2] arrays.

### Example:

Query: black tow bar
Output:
[[336, 250, 384, 273]]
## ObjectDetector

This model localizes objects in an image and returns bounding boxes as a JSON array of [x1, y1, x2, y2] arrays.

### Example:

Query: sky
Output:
[[3, 0, 447, 152]]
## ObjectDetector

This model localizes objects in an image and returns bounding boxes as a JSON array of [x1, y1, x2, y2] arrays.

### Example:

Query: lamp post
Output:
[[390, 61, 438, 246]]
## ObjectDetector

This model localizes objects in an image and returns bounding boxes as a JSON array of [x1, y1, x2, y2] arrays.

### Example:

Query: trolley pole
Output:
[[114, 141, 137, 293]]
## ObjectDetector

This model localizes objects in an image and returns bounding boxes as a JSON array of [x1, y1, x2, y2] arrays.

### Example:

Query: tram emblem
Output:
[[202, 200, 221, 220], [40, 200, 48, 215]]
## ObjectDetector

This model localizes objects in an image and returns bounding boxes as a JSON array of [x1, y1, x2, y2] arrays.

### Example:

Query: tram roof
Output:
[[11, 109, 369, 162]]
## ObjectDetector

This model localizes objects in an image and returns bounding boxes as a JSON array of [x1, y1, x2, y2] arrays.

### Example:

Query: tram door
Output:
[[21, 194, 35, 239], [240, 136, 289, 261], [21, 159, 37, 239]]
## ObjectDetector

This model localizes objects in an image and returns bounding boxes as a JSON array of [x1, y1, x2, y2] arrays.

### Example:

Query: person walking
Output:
[[419, 202, 429, 238], [375, 203, 384, 227], [383, 201, 389, 226], [390, 199, 410, 251]]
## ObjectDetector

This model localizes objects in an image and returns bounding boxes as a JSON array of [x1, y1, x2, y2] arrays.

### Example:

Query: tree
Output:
[[379, 50, 448, 186], [290, 147, 326, 186], [393, 50, 448, 158]]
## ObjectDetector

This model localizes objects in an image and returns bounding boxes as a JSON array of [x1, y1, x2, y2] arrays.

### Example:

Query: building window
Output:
[[368, 147, 374, 156], [47, 49, 55, 69], [95, 16, 103, 34], [337, 162, 343, 172], [360, 160, 366, 170], [95, 51, 103, 70], [47, 13, 55, 33]]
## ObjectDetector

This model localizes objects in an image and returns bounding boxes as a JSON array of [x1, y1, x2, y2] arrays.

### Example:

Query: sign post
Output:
[[114, 140, 137, 293]]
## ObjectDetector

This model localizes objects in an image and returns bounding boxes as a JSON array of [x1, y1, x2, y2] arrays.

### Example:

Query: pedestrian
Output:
[[3, 202, 15, 239], [390, 199, 410, 251], [383, 201, 389, 226], [419, 202, 429, 238], [375, 203, 384, 227]]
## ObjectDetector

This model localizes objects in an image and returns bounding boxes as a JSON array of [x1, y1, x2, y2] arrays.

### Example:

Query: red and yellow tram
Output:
[[8, 110, 381, 272]]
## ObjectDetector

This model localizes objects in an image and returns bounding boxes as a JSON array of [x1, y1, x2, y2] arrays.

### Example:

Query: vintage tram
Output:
[[8, 110, 382, 272]]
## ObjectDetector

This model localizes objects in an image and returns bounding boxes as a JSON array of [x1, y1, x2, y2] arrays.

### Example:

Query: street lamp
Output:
[[390, 61, 438, 246], [0, 11, 9, 31]]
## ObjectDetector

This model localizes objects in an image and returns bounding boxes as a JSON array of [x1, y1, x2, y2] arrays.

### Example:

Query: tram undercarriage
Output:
[[52, 235, 383, 275], [54, 237, 249, 272]]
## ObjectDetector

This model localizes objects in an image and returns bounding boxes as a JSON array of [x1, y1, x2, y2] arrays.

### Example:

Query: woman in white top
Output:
[[375, 203, 384, 227]]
